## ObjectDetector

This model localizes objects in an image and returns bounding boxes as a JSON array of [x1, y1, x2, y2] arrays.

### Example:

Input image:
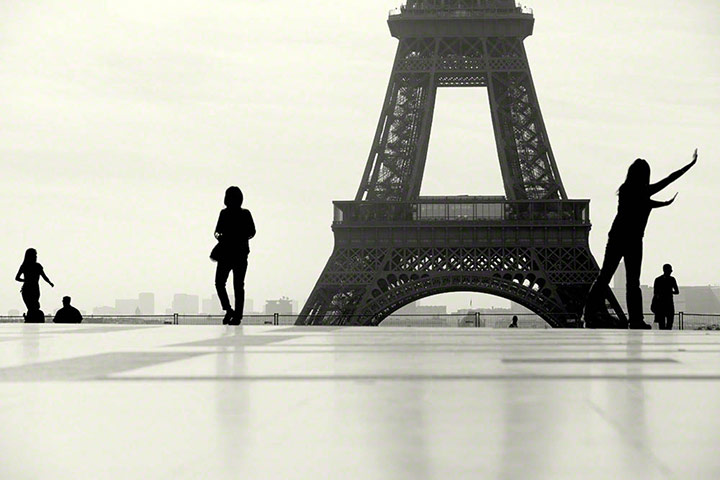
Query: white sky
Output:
[[1, 0, 719, 314]]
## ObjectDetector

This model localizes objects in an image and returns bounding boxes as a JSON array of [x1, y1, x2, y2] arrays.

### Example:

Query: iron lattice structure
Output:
[[297, 0, 624, 327]]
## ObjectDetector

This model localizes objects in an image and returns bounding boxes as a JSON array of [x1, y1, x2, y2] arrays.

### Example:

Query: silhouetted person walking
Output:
[[212, 187, 255, 325], [509, 316, 519, 328], [15, 248, 54, 323], [54, 296, 83, 324], [584, 150, 697, 329], [653, 264, 679, 330]]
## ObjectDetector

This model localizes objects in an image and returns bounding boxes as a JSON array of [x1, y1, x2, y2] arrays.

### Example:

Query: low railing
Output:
[[333, 199, 589, 225], [2, 312, 718, 330], [0, 314, 295, 326]]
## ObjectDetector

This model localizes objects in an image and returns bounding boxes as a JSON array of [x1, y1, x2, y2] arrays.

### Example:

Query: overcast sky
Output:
[[1, 0, 719, 314]]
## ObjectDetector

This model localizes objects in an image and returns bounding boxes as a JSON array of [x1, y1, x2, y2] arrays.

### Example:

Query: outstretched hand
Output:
[[690, 148, 698, 167], [666, 193, 679, 206]]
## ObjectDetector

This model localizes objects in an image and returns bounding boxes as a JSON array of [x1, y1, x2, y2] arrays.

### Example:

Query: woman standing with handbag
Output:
[[212, 186, 255, 325]]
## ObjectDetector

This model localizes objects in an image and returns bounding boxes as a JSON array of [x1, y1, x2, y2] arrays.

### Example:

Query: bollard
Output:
[[273, 313, 279, 326], [173, 313, 179, 325]]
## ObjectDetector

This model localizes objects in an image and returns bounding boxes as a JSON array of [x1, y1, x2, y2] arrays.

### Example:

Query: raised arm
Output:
[[649, 149, 698, 195]]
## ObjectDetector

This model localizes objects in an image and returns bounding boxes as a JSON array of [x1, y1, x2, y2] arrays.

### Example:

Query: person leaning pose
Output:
[[212, 186, 255, 325], [584, 150, 697, 329], [15, 248, 54, 322]]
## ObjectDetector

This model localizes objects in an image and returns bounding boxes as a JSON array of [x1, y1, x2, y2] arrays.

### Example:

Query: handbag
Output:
[[210, 242, 224, 262]]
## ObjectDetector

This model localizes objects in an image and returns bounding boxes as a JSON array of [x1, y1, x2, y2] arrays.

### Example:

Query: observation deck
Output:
[[331, 198, 591, 249], [388, 0, 534, 39], [334, 198, 589, 226]]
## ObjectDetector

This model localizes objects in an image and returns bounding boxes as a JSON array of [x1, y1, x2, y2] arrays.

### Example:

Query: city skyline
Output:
[[7, 279, 720, 319]]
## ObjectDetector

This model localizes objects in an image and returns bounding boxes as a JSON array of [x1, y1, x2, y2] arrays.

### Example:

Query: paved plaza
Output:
[[0, 324, 719, 479]]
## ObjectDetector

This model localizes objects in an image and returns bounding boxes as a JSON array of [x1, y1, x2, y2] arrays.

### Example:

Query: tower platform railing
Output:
[[389, 1, 532, 18], [333, 199, 589, 225]]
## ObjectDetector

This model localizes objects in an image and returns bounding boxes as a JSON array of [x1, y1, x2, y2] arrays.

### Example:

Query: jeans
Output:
[[21, 284, 40, 312], [587, 236, 644, 323], [215, 256, 248, 315]]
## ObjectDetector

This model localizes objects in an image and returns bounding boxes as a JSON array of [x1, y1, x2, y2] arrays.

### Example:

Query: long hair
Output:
[[224, 186, 243, 208], [619, 158, 650, 195], [22, 248, 37, 267]]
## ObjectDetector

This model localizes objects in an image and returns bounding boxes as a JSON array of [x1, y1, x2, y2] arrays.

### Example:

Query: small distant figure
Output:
[[211, 186, 256, 326], [15, 248, 54, 323], [584, 149, 697, 329], [508, 316, 519, 328], [54, 296, 83, 324], [652, 264, 679, 330]]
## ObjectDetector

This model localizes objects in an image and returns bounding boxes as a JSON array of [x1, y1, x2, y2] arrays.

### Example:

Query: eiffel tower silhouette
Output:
[[297, 0, 625, 327]]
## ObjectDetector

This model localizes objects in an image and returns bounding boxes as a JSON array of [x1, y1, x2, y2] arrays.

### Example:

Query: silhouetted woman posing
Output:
[[15, 248, 54, 320], [213, 187, 255, 325], [584, 150, 697, 329]]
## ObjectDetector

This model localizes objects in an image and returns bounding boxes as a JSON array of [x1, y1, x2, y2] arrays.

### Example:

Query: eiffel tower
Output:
[[297, 0, 625, 327]]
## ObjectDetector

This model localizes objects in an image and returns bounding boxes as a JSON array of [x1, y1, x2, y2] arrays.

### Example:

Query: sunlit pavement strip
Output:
[[1, 325, 719, 479]]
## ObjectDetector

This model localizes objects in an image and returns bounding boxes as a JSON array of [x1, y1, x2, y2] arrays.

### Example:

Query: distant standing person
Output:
[[15, 248, 54, 323], [584, 150, 697, 329], [212, 187, 256, 325], [54, 296, 83, 324], [509, 316, 519, 328], [653, 264, 679, 330]]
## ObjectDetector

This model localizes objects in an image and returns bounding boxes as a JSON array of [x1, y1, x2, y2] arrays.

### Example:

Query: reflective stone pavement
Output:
[[1, 324, 719, 479]]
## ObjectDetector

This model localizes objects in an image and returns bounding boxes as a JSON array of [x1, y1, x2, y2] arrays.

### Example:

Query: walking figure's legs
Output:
[[215, 262, 234, 324], [231, 257, 248, 324]]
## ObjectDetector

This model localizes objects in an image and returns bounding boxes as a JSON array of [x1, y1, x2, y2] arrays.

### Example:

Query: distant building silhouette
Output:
[[396, 301, 447, 315], [138, 293, 155, 315], [93, 306, 117, 315], [202, 294, 224, 315], [115, 299, 140, 315], [8, 309, 20, 316], [172, 294, 200, 314], [265, 297, 294, 315]]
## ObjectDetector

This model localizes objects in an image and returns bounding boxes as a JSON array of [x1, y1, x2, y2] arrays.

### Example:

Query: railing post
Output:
[[679, 311, 684, 331], [273, 313, 279, 326], [173, 313, 179, 325], [474, 312, 480, 328]]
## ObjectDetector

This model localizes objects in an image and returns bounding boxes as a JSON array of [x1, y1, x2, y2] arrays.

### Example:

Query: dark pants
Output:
[[587, 236, 644, 323], [655, 310, 675, 330], [21, 285, 40, 312], [215, 256, 248, 315]]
